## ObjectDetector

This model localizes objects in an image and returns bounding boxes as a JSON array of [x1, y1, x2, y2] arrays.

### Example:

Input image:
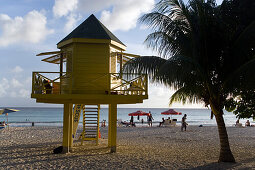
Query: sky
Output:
[[0, 0, 222, 108]]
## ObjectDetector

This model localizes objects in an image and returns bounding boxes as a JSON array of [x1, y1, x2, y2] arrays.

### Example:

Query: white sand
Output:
[[0, 125, 255, 169]]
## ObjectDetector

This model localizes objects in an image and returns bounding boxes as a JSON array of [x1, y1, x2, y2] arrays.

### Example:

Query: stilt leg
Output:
[[108, 103, 117, 153], [62, 103, 73, 153]]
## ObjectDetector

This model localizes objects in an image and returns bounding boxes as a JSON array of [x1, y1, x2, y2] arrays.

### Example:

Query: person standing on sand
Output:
[[148, 112, 153, 127], [181, 114, 188, 131], [130, 116, 134, 125]]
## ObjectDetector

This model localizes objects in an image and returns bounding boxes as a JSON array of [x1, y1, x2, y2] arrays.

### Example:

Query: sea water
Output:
[[0, 107, 253, 127]]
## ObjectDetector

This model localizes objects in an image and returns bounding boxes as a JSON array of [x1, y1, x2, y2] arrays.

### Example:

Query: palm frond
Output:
[[155, 55, 206, 89], [224, 57, 255, 91], [232, 21, 255, 62], [123, 56, 167, 79], [169, 85, 203, 105], [144, 31, 181, 58]]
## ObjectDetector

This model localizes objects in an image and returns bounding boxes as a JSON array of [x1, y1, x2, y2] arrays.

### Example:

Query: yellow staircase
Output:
[[80, 104, 100, 145]]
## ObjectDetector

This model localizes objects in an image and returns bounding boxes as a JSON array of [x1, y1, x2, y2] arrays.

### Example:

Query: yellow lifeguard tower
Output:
[[31, 14, 148, 153]]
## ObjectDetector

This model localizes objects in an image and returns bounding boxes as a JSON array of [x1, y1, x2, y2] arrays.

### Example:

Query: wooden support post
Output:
[[108, 103, 117, 153], [60, 53, 63, 94], [60, 53, 63, 77], [120, 53, 123, 79], [62, 103, 73, 153]]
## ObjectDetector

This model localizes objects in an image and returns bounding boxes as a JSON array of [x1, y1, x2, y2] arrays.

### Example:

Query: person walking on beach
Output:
[[148, 112, 153, 127], [181, 114, 188, 131], [130, 116, 134, 125]]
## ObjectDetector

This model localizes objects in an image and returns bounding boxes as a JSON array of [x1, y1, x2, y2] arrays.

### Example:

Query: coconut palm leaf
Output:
[[123, 56, 167, 79], [169, 85, 204, 105]]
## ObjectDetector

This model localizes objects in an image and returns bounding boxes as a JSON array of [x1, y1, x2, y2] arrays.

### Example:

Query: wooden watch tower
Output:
[[31, 14, 148, 153]]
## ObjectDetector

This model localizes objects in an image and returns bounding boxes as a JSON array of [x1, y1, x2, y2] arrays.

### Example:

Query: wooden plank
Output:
[[36, 51, 61, 56]]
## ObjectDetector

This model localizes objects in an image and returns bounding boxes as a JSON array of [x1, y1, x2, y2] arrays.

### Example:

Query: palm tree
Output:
[[124, 0, 255, 162]]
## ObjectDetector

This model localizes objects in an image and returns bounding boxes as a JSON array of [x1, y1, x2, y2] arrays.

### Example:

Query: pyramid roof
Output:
[[57, 14, 125, 46]]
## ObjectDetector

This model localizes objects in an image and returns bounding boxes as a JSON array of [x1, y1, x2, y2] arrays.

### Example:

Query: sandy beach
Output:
[[0, 125, 255, 169]]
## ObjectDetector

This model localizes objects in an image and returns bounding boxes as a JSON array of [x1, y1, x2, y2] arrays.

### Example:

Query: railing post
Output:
[[32, 72, 35, 94], [120, 53, 123, 79], [108, 73, 111, 95], [69, 73, 72, 94]]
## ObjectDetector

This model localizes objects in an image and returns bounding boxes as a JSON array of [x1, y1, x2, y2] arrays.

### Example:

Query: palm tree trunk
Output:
[[214, 110, 236, 162]]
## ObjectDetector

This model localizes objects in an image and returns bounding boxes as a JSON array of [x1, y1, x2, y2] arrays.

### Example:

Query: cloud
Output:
[[100, 0, 155, 31], [0, 78, 9, 97], [11, 78, 23, 88], [64, 13, 81, 32], [0, 10, 54, 46], [53, 0, 78, 17], [53, 0, 155, 32], [18, 89, 30, 98], [12, 66, 23, 73], [0, 77, 31, 98], [77, 0, 114, 13]]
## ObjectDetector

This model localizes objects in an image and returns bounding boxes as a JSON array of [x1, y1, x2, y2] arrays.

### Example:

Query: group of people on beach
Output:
[[130, 112, 154, 127], [236, 119, 253, 127], [129, 112, 188, 131]]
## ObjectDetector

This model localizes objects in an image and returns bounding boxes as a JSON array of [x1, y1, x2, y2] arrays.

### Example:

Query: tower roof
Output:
[[57, 14, 125, 46]]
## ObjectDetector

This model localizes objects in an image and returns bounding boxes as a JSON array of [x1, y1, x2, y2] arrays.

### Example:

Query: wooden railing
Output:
[[110, 73, 147, 95], [32, 72, 71, 95], [32, 72, 148, 96]]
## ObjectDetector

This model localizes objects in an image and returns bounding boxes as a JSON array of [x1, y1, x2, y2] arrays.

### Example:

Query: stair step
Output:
[[85, 134, 97, 136], [84, 133, 97, 135], [84, 130, 97, 132], [83, 138, 97, 141], [84, 111, 98, 112], [84, 119, 97, 121], [84, 122, 98, 124], [84, 135, 97, 137]]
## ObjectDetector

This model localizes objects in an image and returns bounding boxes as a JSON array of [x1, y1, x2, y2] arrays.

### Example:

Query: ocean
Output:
[[0, 107, 253, 127]]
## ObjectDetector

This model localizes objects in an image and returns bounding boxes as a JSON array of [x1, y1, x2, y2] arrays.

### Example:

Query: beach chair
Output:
[[171, 119, 177, 126], [162, 119, 171, 126], [117, 119, 122, 127], [235, 123, 243, 128]]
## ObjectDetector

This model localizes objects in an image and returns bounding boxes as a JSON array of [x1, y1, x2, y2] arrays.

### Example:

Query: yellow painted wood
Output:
[[110, 40, 126, 51], [112, 52, 140, 58], [31, 21, 150, 155], [70, 43, 110, 94], [80, 105, 99, 145], [57, 38, 111, 48], [32, 93, 148, 104], [62, 103, 73, 153], [36, 51, 61, 56], [108, 103, 117, 153]]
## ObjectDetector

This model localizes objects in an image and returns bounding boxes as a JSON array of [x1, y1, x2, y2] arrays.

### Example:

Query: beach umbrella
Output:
[[0, 108, 20, 126], [0, 108, 20, 115], [128, 110, 150, 116], [161, 109, 182, 119]]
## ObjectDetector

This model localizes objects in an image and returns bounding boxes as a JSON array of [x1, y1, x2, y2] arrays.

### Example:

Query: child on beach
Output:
[[159, 118, 165, 127], [181, 114, 188, 131]]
